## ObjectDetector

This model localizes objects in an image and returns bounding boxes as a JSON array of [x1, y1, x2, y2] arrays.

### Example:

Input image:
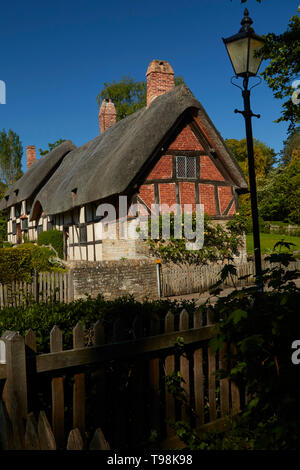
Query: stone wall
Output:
[[70, 259, 158, 301]]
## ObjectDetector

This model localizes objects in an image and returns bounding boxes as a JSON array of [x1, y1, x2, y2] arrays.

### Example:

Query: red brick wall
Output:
[[27, 145, 36, 171], [200, 155, 225, 181], [169, 124, 203, 151], [137, 119, 238, 218], [179, 182, 195, 212], [139, 184, 155, 210], [228, 200, 236, 216], [218, 186, 233, 214], [199, 184, 215, 215], [147, 155, 172, 180], [159, 183, 177, 209]]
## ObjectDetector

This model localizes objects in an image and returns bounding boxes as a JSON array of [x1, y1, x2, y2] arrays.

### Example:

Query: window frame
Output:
[[175, 156, 197, 179]]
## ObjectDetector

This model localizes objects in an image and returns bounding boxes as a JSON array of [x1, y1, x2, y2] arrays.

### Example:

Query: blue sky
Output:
[[0, 0, 298, 172]]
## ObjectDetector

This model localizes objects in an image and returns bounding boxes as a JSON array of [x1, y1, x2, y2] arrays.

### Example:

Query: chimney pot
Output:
[[146, 59, 175, 106], [27, 145, 36, 171], [98, 99, 117, 134]]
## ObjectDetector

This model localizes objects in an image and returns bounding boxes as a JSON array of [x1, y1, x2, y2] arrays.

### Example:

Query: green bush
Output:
[[0, 244, 62, 284], [0, 295, 197, 352], [37, 230, 63, 259]]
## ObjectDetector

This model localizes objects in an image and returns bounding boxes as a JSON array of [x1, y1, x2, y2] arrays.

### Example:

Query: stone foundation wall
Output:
[[69, 259, 158, 301]]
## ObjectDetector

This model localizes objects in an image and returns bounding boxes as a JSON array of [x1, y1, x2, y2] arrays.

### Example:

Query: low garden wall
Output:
[[69, 259, 159, 301]]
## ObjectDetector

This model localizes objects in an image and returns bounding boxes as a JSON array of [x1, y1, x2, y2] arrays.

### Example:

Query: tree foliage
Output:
[[96, 76, 185, 121], [39, 139, 66, 157], [259, 14, 300, 131], [145, 213, 245, 266], [0, 129, 23, 187], [280, 127, 300, 165]]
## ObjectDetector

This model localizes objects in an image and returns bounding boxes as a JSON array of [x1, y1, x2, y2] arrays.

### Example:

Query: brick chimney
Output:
[[146, 60, 175, 106], [98, 99, 117, 134], [27, 145, 36, 171]]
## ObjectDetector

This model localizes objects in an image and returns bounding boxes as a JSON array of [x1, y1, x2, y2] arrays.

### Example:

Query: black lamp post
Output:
[[223, 8, 265, 289]]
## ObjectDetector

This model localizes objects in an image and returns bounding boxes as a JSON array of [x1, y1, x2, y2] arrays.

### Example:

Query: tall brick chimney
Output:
[[27, 145, 36, 171], [98, 99, 117, 134], [146, 60, 175, 106]]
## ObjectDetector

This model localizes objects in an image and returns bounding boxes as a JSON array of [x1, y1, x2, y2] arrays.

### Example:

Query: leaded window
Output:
[[176, 156, 196, 179]]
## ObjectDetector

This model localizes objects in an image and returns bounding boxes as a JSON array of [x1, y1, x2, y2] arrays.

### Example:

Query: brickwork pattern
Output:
[[200, 155, 225, 181], [168, 124, 203, 151], [199, 183, 216, 216], [218, 186, 233, 215], [147, 155, 172, 180]]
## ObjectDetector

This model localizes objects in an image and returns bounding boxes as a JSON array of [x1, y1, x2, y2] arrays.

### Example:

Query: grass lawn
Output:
[[246, 232, 300, 254]]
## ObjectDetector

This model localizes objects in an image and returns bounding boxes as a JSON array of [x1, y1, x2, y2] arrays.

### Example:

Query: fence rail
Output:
[[0, 308, 241, 450], [0, 259, 299, 309], [0, 271, 74, 308], [161, 259, 300, 297]]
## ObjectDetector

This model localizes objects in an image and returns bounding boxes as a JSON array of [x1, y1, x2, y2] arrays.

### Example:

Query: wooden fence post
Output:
[[32, 270, 38, 303], [68, 271, 74, 302], [2, 331, 28, 449]]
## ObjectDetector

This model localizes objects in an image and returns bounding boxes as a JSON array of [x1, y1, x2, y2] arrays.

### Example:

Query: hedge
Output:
[[37, 230, 63, 259], [0, 295, 197, 352], [0, 244, 62, 284]]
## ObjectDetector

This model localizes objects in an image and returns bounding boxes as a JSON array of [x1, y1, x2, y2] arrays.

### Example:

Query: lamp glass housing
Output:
[[223, 33, 264, 77]]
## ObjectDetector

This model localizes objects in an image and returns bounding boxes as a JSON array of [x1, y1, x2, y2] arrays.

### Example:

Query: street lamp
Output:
[[223, 8, 265, 289]]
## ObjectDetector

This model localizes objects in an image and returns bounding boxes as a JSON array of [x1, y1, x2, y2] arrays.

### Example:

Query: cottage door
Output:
[[16, 223, 22, 244]]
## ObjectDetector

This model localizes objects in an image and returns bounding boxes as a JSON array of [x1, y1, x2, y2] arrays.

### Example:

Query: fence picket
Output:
[[130, 315, 145, 447], [164, 311, 175, 437], [38, 411, 56, 450], [193, 310, 205, 427], [207, 308, 217, 422], [67, 428, 84, 450], [50, 326, 64, 448], [179, 309, 190, 422], [148, 317, 161, 433], [93, 321, 106, 432], [73, 323, 85, 437], [25, 412, 40, 450]]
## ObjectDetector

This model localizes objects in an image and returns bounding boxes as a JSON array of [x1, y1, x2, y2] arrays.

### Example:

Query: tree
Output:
[[39, 139, 66, 157], [96, 76, 185, 121], [280, 127, 300, 165], [0, 129, 23, 187], [225, 138, 276, 178], [258, 14, 300, 131]]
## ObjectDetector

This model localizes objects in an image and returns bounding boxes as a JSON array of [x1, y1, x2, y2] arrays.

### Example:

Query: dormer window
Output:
[[176, 156, 196, 179]]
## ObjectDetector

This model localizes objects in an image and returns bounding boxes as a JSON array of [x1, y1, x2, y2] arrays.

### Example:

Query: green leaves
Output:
[[0, 129, 23, 187], [259, 15, 300, 130], [231, 308, 248, 324]]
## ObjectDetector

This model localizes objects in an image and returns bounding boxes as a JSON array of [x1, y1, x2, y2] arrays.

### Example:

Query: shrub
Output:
[[0, 244, 62, 284], [0, 295, 197, 352], [37, 230, 64, 259]]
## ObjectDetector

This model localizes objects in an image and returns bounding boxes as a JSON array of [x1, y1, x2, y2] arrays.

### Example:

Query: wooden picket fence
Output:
[[0, 271, 74, 308], [161, 259, 300, 296], [0, 308, 241, 450]]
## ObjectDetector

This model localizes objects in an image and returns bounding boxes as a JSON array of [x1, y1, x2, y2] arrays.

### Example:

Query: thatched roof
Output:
[[0, 140, 76, 211], [29, 84, 247, 219]]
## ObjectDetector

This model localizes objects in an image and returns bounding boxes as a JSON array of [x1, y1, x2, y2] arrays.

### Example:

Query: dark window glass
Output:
[[21, 218, 28, 230], [176, 156, 186, 178], [37, 225, 43, 236], [176, 156, 196, 179], [12, 221, 17, 235], [15, 203, 21, 218], [186, 157, 196, 178], [79, 225, 87, 244], [26, 201, 32, 215]]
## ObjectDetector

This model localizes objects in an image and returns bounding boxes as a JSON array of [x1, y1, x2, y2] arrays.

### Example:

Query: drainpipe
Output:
[[155, 259, 162, 298]]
